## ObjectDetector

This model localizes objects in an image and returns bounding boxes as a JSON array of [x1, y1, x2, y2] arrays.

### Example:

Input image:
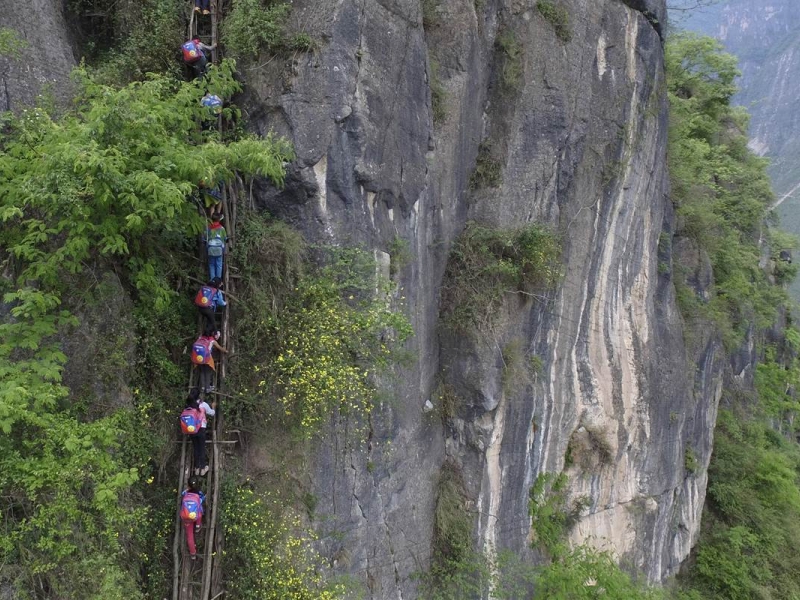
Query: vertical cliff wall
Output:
[[0, 0, 75, 111], [243, 0, 721, 595]]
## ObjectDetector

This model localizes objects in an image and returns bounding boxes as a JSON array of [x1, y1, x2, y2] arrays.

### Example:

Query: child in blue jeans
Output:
[[204, 213, 227, 280]]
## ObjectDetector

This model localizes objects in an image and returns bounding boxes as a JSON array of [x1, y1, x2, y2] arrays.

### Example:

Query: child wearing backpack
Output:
[[181, 389, 214, 476], [180, 476, 206, 560], [191, 331, 227, 393], [204, 213, 227, 281], [181, 38, 216, 79], [194, 278, 226, 333]]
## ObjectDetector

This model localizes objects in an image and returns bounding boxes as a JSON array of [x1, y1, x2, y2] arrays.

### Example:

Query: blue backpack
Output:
[[201, 94, 223, 114]]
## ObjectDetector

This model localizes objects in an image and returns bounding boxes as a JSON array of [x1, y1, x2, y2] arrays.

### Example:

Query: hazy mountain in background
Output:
[[679, 0, 800, 295]]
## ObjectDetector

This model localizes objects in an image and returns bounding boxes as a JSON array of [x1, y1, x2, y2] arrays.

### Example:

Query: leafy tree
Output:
[[221, 0, 291, 61], [667, 33, 787, 348], [0, 62, 292, 596], [681, 411, 800, 599], [0, 27, 26, 60], [534, 546, 665, 599]]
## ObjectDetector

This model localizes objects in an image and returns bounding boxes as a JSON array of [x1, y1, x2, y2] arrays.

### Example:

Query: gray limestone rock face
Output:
[[243, 0, 720, 595], [0, 0, 76, 111]]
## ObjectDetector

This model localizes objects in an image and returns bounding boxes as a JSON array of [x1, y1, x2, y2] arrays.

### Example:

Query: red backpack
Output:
[[192, 337, 214, 365], [180, 492, 203, 522], [194, 285, 217, 308], [182, 40, 202, 64], [179, 407, 203, 435]]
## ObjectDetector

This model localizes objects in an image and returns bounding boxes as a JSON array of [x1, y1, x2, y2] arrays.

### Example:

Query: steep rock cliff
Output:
[[0, 0, 75, 111], [243, 0, 719, 595]]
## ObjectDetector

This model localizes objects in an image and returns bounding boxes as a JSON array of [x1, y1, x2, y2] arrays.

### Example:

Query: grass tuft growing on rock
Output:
[[495, 29, 524, 92], [565, 425, 614, 471], [429, 59, 448, 125], [536, 0, 571, 43], [469, 141, 502, 189]]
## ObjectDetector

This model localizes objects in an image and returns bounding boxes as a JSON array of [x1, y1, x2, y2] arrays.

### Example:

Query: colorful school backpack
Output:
[[180, 492, 203, 522], [182, 40, 202, 64], [192, 336, 214, 365], [194, 285, 217, 308], [180, 407, 203, 435], [201, 94, 223, 114]]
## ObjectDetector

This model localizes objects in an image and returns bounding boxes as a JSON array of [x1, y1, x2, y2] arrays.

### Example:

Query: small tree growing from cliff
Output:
[[440, 222, 561, 334], [667, 33, 786, 349]]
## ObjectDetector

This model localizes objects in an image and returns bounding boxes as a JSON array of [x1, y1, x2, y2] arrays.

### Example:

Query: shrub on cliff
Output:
[[681, 411, 800, 599], [667, 32, 788, 348], [440, 222, 561, 333], [227, 212, 413, 436]]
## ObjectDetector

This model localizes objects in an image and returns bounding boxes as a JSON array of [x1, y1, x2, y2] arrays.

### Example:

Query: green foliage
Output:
[[228, 212, 412, 435], [288, 33, 316, 52], [0, 62, 291, 313], [79, 0, 185, 82], [0, 65, 292, 597], [440, 222, 561, 332], [418, 463, 542, 599], [668, 32, 800, 600], [534, 546, 665, 599], [422, 0, 440, 30], [535, 1, 571, 43], [222, 0, 292, 61], [0, 27, 27, 60], [388, 235, 412, 277], [751, 335, 800, 433], [270, 271, 410, 432], [680, 410, 800, 599], [684, 445, 699, 474], [501, 338, 536, 395], [433, 382, 459, 423], [221, 480, 343, 599], [667, 33, 788, 349], [529, 472, 576, 557], [469, 142, 503, 189], [769, 229, 800, 285], [495, 29, 524, 92], [429, 462, 474, 587], [430, 59, 447, 125]]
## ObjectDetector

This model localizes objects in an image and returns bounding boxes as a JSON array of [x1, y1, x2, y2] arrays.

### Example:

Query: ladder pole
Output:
[[172, 436, 188, 600], [211, 0, 219, 64], [203, 183, 233, 599]]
